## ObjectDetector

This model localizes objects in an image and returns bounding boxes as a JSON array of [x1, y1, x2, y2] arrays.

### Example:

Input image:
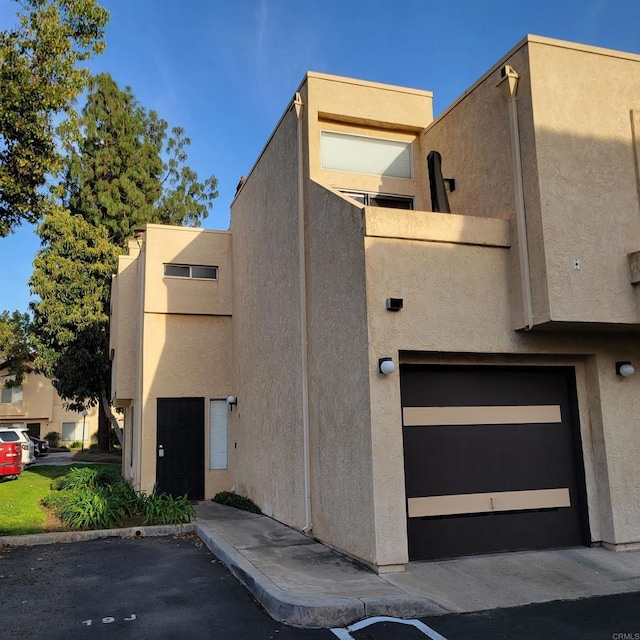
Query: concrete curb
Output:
[[0, 523, 196, 547], [195, 521, 361, 627], [194, 521, 446, 628]]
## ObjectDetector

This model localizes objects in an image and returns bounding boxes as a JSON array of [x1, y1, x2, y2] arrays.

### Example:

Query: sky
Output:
[[1, 0, 640, 313]]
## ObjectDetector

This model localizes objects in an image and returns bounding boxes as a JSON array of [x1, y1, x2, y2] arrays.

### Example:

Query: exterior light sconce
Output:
[[226, 395, 238, 411], [386, 298, 404, 312], [378, 358, 396, 375], [615, 362, 635, 377]]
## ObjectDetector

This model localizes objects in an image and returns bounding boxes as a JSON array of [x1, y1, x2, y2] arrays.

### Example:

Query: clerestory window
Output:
[[163, 264, 218, 280], [320, 131, 412, 179]]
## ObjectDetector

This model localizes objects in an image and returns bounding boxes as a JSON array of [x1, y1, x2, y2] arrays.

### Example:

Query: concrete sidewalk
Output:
[[193, 502, 640, 628]]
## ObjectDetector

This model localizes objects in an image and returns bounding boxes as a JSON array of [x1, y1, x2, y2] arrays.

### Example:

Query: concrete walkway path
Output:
[[193, 501, 640, 628]]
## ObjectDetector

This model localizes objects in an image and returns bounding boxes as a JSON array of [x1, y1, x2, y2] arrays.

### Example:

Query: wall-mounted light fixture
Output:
[[226, 395, 238, 411], [385, 298, 404, 312], [378, 358, 396, 375], [615, 361, 635, 377]]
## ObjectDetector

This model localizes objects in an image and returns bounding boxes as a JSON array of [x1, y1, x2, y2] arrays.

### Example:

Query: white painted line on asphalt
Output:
[[330, 615, 448, 639]]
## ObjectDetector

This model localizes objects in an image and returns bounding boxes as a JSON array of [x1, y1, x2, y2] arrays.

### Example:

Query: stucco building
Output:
[[110, 35, 640, 572], [0, 359, 99, 446]]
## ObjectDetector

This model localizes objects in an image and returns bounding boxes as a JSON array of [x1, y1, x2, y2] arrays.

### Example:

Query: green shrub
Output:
[[56, 487, 125, 530], [45, 431, 60, 448], [89, 443, 98, 451], [109, 481, 145, 518], [50, 465, 120, 491], [141, 488, 195, 525], [45, 469, 193, 529], [212, 491, 262, 514]]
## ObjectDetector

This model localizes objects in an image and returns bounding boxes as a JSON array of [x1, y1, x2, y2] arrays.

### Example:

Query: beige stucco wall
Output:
[[528, 39, 640, 326], [421, 40, 544, 330], [304, 73, 433, 211], [112, 225, 234, 496], [138, 312, 233, 496], [305, 180, 378, 566], [422, 36, 640, 330], [230, 106, 307, 528], [0, 369, 98, 443], [143, 225, 233, 316], [363, 204, 640, 555], [110, 252, 139, 404], [0, 371, 53, 421]]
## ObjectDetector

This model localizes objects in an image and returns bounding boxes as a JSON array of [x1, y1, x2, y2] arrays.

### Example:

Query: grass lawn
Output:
[[0, 464, 121, 536]]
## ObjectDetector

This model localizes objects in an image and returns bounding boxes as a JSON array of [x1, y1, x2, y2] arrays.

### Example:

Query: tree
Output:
[[0, 0, 109, 236], [60, 73, 218, 249], [0, 310, 34, 386], [30, 207, 118, 451], [31, 74, 218, 451]]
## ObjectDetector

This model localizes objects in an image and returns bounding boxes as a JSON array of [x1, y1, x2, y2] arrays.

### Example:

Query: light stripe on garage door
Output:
[[403, 405, 561, 426], [407, 488, 571, 517]]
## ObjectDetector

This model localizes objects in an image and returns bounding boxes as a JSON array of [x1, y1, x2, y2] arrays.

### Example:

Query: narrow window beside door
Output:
[[209, 400, 228, 470]]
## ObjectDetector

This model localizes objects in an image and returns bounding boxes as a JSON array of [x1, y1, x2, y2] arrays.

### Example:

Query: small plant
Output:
[[109, 481, 145, 518], [55, 487, 125, 530], [142, 488, 195, 525], [212, 491, 262, 514], [69, 440, 82, 449], [50, 465, 119, 491], [89, 443, 98, 451], [45, 431, 60, 448]]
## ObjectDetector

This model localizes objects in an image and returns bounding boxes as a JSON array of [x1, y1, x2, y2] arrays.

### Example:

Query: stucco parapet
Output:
[[364, 208, 511, 248], [306, 71, 433, 98]]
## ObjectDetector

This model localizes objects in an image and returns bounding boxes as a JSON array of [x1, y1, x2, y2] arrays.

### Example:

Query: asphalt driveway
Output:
[[0, 534, 332, 640]]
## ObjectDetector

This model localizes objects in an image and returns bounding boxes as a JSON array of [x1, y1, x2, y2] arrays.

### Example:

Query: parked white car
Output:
[[0, 426, 35, 466]]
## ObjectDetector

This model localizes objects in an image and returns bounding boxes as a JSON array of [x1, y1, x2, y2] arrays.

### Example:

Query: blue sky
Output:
[[1, 0, 639, 313]]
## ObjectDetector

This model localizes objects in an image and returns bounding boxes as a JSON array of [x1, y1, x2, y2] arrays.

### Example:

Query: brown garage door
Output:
[[401, 365, 589, 561]]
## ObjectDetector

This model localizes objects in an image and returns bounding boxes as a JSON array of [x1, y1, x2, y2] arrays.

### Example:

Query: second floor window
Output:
[[1, 386, 23, 404], [163, 264, 218, 280], [321, 131, 413, 179]]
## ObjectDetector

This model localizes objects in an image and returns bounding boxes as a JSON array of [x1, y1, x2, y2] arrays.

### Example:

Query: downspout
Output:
[[294, 92, 313, 534], [497, 65, 534, 330]]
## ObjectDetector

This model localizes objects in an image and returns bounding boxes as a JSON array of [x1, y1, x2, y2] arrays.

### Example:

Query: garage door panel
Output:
[[408, 506, 584, 559], [403, 424, 578, 498], [401, 365, 588, 561], [401, 366, 572, 407]]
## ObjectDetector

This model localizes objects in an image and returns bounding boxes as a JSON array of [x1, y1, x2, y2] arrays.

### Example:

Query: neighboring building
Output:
[[0, 359, 98, 446], [110, 35, 640, 573]]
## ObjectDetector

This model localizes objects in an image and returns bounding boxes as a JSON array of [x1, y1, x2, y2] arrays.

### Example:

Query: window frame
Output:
[[320, 130, 414, 179], [209, 399, 228, 471], [163, 263, 218, 281], [1, 386, 23, 404], [340, 190, 414, 210], [62, 421, 82, 442]]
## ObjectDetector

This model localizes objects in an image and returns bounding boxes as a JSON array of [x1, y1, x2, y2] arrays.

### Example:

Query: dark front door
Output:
[[156, 398, 204, 499], [401, 365, 589, 561]]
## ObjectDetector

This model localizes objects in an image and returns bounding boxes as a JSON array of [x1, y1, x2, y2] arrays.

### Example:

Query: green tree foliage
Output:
[[0, 310, 34, 386], [30, 207, 118, 450], [0, 0, 109, 236], [60, 73, 218, 249], [31, 74, 218, 451]]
